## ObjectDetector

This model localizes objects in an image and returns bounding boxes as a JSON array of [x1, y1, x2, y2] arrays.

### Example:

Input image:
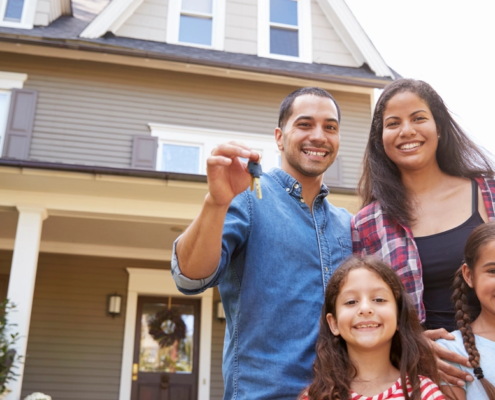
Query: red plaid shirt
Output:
[[351, 177, 495, 323]]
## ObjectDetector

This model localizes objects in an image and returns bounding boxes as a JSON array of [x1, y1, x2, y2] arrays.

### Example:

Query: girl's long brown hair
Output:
[[451, 222, 495, 399], [359, 79, 494, 225], [306, 256, 440, 400]]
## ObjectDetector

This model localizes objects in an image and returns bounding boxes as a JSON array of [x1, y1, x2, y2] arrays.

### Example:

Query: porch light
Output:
[[108, 293, 122, 318], [217, 301, 226, 320]]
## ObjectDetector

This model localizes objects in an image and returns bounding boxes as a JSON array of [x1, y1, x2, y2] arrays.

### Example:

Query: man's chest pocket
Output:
[[338, 237, 353, 260]]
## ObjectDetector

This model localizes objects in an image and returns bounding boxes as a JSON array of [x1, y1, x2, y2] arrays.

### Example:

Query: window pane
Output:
[[139, 303, 195, 373], [161, 144, 200, 174], [270, 0, 298, 26], [182, 0, 212, 14], [179, 15, 212, 46], [4, 0, 25, 21], [270, 27, 299, 57]]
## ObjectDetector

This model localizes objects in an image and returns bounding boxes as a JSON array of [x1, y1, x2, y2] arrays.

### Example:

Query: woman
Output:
[[351, 79, 495, 384]]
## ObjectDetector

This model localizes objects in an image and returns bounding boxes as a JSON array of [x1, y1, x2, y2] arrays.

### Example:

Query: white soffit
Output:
[[317, 0, 393, 78], [79, 0, 144, 39]]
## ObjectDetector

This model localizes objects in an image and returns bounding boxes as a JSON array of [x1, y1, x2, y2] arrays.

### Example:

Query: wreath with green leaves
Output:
[[148, 308, 186, 348]]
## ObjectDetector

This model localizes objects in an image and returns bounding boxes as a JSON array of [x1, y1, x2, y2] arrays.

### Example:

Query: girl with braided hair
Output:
[[437, 222, 495, 400], [301, 256, 444, 400]]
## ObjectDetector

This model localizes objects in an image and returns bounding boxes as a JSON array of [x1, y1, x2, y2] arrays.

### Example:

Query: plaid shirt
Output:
[[351, 177, 495, 323]]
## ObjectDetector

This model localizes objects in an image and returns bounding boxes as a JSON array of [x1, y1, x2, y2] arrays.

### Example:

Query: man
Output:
[[172, 87, 352, 399]]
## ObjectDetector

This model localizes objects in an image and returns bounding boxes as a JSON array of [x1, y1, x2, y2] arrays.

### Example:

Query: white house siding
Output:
[[116, 0, 169, 42], [311, 0, 359, 67], [0, 53, 371, 188], [223, 0, 257, 55]]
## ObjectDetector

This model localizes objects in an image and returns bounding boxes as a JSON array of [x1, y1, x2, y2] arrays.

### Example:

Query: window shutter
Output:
[[2, 89, 38, 160], [323, 156, 343, 187], [131, 135, 158, 170]]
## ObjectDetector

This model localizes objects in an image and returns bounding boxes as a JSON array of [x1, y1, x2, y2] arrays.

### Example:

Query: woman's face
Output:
[[382, 91, 439, 174]]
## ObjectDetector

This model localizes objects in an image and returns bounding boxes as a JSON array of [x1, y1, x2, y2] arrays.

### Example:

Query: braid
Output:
[[452, 266, 495, 400]]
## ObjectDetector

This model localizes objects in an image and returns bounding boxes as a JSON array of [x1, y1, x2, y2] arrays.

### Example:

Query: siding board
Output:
[[0, 53, 371, 187]]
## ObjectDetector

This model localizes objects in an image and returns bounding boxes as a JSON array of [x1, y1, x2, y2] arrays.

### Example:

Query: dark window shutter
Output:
[[131, 135, 158, 170], [2, 89, 38, 160], [323, 156, 343, 187]]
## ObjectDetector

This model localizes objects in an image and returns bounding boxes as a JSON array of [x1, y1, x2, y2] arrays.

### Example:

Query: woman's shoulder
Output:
[[352, 201, 384, 225]]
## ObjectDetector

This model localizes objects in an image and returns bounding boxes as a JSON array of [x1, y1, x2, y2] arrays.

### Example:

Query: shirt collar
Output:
[[267, 168, 330, 197]]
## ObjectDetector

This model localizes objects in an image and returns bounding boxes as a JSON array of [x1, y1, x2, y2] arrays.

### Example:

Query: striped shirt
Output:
[[301, 376, 445, 400], [351, 176, 495, 323]]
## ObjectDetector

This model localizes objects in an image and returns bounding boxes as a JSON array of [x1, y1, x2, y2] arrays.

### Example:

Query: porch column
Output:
[[7, 206, 48, 400]]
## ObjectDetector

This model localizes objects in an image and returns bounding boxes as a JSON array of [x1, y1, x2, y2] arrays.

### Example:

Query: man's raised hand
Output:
[[206, 141, 260, 207]]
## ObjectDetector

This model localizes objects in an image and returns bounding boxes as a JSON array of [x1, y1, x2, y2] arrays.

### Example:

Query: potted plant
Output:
[[0, 299, 21, 399]]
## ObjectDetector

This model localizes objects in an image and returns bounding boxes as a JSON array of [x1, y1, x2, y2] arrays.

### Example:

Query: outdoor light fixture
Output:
[[108, 293, 122, 318], [217, 301, 226, 321]]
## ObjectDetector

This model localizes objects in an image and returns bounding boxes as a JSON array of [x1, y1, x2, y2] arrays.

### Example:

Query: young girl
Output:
[[302, 256, 444, 400], [437, 222, 495, 400]]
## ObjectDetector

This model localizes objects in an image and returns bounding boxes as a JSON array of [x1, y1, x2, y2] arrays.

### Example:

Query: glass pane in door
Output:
[[139, 303, 195, 373]]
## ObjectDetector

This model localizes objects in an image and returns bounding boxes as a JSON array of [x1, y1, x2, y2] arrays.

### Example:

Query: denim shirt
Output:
[[172, 168, 352, 400]]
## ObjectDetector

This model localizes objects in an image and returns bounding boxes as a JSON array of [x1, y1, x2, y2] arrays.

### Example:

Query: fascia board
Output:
[[317, 0, 393, 78], [79, 0, 144, 39]]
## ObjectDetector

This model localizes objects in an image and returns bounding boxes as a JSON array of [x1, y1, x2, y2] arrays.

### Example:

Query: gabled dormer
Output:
[[80, 0, 393, 79]]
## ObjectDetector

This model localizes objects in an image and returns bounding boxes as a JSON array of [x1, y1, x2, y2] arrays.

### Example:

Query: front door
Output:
[[131, 296, 201, 400]]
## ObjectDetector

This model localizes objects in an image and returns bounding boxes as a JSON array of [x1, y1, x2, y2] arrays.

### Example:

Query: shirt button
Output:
[[294, 183, 299, 189], [300, 198, 305, 203], [325, 267, 329, 272], [286, 188, 290, 192]]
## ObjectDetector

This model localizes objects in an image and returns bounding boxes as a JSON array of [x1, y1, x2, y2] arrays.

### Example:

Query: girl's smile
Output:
[[327, 268, 398, 353]]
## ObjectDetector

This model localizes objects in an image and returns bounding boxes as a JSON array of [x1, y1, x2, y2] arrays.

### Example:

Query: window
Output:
[[0, 90, 11, 152], [0, 0, 36, 28], [149, 123, 280, 175], [258, 0, 312, 63], [167, 0, 226, 50]]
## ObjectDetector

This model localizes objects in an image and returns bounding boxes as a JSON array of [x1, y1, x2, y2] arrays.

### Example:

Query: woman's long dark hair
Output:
[[451, 222, 495, 400], [306, 256, 440, 400], [359, 79, 494, 225]]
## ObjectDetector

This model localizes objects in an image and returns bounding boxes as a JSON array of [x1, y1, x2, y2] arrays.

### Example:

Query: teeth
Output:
[[304, 150, 327, 156], [356, 324, 379, 329], [399, 142, 422, 150]]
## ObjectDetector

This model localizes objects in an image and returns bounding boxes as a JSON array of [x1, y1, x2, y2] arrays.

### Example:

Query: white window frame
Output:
[[166, 0, 226, 51], [149, 123, 281, 175], [258, 0, 313, 63], [0, 71, 27, 154], [0, 0, 38, 29]]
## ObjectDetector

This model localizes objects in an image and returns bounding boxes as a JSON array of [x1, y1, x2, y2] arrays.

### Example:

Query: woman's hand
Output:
[[423, 329, 474, 386]]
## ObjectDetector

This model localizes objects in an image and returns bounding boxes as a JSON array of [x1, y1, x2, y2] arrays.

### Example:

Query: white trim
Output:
[[79, 0, 145, 39], [166, 0, 226, 51], [149, 123, 281, 174], [119, 268, 213, 400], [258, 0, 313, 64], [0, 71, 27, 89], [316, 0, 393, 77], [0, 238, 173, 261], [0, 0, 39, 29]]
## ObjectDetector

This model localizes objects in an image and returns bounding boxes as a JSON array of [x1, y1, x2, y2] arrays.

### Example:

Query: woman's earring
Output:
[[438, 135, 441, 139]]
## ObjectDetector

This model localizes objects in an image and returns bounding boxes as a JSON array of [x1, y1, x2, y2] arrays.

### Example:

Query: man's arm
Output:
[[176, 142, 259, 280]]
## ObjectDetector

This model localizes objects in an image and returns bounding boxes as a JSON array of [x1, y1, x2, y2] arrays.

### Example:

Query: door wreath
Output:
[[148, 308, 186, 348]]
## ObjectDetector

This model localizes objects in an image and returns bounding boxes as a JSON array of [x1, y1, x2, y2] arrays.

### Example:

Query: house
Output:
[[0, 0, 396, 399]]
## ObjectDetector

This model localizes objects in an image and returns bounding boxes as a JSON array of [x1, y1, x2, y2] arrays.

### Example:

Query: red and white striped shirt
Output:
[[302, 376, 445, 400]]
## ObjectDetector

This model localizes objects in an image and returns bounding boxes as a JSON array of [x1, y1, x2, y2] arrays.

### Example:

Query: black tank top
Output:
[[415, 180, 482, 332]]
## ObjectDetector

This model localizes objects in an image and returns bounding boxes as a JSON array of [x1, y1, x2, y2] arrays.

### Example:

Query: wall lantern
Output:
[[217, 301, 226, 321], [108, 293, 122, 318]]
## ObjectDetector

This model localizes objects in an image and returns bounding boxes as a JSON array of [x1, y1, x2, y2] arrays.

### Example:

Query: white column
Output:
[[6, 206, 47, 400]]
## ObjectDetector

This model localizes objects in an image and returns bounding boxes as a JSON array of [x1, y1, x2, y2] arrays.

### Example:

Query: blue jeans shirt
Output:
[[172, 168, 352, 399]]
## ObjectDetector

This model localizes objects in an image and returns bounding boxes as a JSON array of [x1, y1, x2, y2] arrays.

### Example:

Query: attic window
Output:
[[179, 0, 213, 46], [270, 0, 299, 57], [257, 0, 312, 63], [3, 0, 24, 21]]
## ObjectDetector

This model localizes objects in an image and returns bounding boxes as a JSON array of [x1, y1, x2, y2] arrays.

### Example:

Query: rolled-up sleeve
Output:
[[171, 191, 251, 295]]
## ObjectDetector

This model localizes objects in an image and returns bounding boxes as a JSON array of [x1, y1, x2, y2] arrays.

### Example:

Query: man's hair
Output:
[[278, 87, 341, 130]]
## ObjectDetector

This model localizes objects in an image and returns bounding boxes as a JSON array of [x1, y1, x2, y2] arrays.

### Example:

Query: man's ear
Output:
[[275, 127, 284, 151], [462, 263, 474, 288], [326, 313, 339, 336]]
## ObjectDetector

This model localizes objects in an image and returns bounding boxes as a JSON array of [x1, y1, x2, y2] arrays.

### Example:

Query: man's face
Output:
[[275, 95, 340, 180]]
